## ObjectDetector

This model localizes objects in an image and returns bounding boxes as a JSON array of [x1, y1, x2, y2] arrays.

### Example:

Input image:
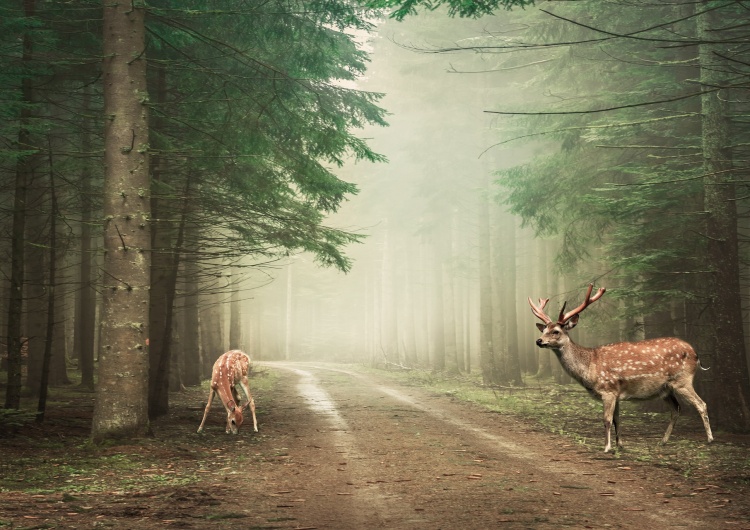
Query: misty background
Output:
[[3, 1, 750, 435], [244, 11, 609, 374]]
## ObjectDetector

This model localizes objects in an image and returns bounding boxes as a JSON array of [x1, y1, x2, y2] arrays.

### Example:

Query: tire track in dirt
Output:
[[284, 366, 403, 527], [267, 362, 723, 529]]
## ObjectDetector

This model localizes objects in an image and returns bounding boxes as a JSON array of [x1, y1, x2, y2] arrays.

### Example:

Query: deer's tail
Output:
[[697, 358, 711, 371]]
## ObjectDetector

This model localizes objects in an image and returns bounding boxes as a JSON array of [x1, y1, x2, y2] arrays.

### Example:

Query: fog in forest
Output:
[[229, 2, 750, 414], [242, 11, 578, 373], [4, 1, 750, 435]]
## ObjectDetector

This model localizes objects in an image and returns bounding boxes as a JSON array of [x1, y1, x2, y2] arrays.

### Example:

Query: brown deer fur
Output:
[[197, 350, 258, 435], [529, 285, 713, 453]]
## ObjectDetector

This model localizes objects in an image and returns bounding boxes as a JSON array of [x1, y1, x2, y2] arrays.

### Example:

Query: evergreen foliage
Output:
[[146, 0, 388, 273], [369, 0, 534, 20], [0, 0, 388, 417], [489, 3, 721, 311]]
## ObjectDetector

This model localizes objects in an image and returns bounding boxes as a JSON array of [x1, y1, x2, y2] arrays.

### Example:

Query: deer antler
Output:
[[528, 297, 553, 324], [558, 284, 606, 324]]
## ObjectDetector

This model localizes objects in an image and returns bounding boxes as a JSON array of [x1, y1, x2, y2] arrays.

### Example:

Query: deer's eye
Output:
[[551, 330, 560, 336]]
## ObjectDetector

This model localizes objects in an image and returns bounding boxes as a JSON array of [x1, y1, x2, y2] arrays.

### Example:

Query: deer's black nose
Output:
[[536, 339, 543, 347]]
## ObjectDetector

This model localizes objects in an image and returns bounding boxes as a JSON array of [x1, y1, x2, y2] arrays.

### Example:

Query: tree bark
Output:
[[4, 0, 36, 410], [230, 266, 242, 349], [148, 176, 189, 418], [284, 260, 293, 360], [76, 86, 96, 390], [380, 221, 399, 365], [24, 174, 47, 396], [431, 241, 446, 372], [535, 238, 552, 378], [500, 210, 522, 385], [36, 158, 58, 422], [698, 4, 750, 431], [442, 221, 459, 373], [181, 250, 201, 386], [200, 291, 224, 377], [91, 0, 151, 441], [402, 245, 418, 366], [478, 184, 497, 384]]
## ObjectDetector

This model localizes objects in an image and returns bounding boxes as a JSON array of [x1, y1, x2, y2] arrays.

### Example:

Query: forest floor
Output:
[[0, 362, 749, 529]]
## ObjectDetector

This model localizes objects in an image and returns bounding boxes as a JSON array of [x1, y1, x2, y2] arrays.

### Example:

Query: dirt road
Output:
[[1, 361, 746, 529], [246, 362, 740, 529]]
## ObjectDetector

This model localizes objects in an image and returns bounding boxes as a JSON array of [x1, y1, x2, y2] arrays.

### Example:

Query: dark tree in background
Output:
[[698, 4, 750, 430], [485, 1, 750, 431], [3, 0, 36, 410], [2, 0, 750, 439], [0, 0, 390, 438]]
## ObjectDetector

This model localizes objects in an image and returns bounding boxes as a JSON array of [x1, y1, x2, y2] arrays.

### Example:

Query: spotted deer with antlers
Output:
[[197, 350, 258, 435], [529, 284, 713, 452]]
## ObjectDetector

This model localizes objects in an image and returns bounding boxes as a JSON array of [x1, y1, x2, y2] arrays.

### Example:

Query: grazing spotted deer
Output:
[[197, 350, 258, 435], [528, 284, 713, 452]]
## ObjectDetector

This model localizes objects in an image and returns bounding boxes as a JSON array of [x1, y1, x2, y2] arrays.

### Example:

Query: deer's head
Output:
[[225, 401, 244, 434], [534, 319, 577, 349], [529, 284, 606, 349]]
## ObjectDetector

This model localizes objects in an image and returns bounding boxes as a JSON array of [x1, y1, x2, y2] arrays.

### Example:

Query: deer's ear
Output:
[[535, 323, 546, 332], [564, 314, 580, 330]]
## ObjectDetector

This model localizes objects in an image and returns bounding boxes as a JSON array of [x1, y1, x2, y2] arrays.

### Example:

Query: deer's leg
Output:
[[673, 385, 713, 443], [660, 392, 680, 445], [602, 394, 618, 453], [238, 376, 258, 432], [197, 388, 216, 433], [613, 401, 623, 449]]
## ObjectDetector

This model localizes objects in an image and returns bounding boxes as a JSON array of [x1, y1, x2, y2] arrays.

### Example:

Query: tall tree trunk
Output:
[[478, 185, 497, 384], [36, 157, 58, 422], [230, 266, 242, 349], [431, 241, 446, 372], [501, 210, 522, 385], [284, 260, 293, 360], [517, 231, 534, 374], [490, 205, 509, 383], [380, 221, 399, 365], [363, 269, 373, 364], [149, 177, 189, 418], [181, 252, 201, 386], [442, 222, 459, 373], [91, 0, 151, 441], [50, 198, 70, 387], [24, 174, 46, 396], [535, 238, 552, 378], [200, 291, 224, 376], [463, 276, 472, 373], [416, 242, 430, 367], [698, 5, 750, 431], [148, 66, 172, 419], [76, 87, 96, 390], [403, 245, 418, 366], [5, 0, 35, 410], [451, 213, 466, 373]]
